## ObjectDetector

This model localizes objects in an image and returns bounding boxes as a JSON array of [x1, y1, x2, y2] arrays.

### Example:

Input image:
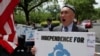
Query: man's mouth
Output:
[[62, 19, 66, 22]]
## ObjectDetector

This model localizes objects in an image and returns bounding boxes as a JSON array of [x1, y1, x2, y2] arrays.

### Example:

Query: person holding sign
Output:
[[53, 4, 88, 32], [31, 4, 88, 55]]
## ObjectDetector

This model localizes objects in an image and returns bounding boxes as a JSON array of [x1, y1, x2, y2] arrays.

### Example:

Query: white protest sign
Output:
[[87, 32, 95, 56], [16, 24, 23, 37], [35, 31, 95, 56], [25, 30, 37, 42], [20, 25, 33, 35]]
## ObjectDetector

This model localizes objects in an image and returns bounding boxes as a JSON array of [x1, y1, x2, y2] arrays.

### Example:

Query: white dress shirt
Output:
[[62, 22, 73, 32]]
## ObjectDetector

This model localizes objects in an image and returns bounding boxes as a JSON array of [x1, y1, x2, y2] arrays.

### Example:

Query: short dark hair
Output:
[[47, 18, 52, 22]]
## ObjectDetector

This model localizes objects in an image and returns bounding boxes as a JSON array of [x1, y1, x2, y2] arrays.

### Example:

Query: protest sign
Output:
[[35, 31, 95, 56], [25, 30, 37, 41]]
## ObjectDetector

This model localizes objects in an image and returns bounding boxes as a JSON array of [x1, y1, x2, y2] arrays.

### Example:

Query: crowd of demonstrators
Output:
[[31, 4, 88, 56], [12, 4, 89, 56]]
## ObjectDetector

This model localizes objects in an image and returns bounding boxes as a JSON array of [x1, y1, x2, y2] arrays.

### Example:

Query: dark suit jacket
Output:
[[44, 24, 55, 31], [53, 24, 88, 32]]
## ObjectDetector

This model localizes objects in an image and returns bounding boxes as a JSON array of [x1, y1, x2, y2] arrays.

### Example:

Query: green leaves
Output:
[[64, 0, 96, 21]]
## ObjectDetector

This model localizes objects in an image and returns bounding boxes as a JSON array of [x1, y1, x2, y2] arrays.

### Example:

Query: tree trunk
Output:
[[24, 0, 30, 25], [25, 11, 30, 25]]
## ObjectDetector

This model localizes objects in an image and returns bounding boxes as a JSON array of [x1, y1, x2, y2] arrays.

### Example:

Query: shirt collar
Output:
[[62, 22, 73, 32]]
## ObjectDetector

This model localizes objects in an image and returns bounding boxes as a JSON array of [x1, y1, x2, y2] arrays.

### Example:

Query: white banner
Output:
[[35, 31, 95, 56]]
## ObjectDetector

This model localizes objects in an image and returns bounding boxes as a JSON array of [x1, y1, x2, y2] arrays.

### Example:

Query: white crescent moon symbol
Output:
[[0, 0, 11, 15], [54, 49, 62, 56]]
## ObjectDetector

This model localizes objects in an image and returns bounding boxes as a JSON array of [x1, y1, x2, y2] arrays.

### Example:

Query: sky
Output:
[[58, 0, 64, 8], [58, 0, 100, 8], [94, 0, 100, 8]]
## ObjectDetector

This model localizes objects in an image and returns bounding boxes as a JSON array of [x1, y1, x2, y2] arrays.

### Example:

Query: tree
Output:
[[18, 0, 50, 25], [92, 8, 100, 20], [30, 10, 52, 23], [45, 0, 60, 20]]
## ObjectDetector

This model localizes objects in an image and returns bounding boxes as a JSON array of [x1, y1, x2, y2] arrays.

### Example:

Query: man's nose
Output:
[[61, 13, 65, 17]]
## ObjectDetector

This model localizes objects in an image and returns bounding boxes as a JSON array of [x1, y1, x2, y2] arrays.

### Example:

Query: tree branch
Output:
[[18, 2, 25, 10], [29, 0, 48, 12]]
